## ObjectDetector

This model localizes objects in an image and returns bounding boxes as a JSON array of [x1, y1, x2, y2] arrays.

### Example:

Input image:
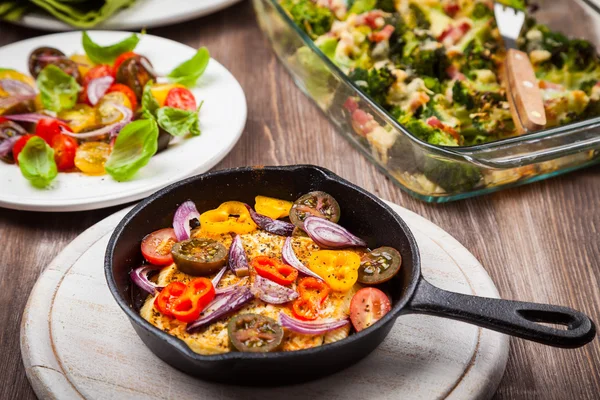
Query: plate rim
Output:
[[0, 30, 247, 212]]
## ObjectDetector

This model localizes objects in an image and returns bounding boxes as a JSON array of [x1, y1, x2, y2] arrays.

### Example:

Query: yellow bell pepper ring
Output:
[[254, 195, 293, 220], [199, 201, 258, 235], [308, 250, 361, 292]]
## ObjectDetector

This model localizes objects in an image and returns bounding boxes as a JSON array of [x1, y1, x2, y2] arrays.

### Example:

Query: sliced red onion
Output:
[[87, 76, 114, 106], [3, 113, 63, 123], [228, 235, 250, 277], [130, 265, 164, 295], [303, 216, 367, 249], [172, 200, 200, 241], [0, 135, 20, 158], [216, 277, 249, 295], [186, 286, 254, 333], [279, 312, 349, 335], [282, 237, 323, 280], [244, 204, 294, 236], [0, 79, 36, 96], [60, 104, 133, 140], [0, 94, 36, 109], [211, 266, 227, 288], [252, 274, 298, 304]]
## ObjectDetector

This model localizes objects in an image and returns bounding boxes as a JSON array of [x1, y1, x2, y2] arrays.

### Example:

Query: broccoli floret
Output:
[[377, 0, 395, 13], [580, 79, 598, 95], [471, 2, 493, 19], [348, 0, 376, 14], [281, 0, 334, 39], [461, 40, 495, 75], [405, 119, 458, 146], [423, 158, 482, 192], [408, 4, 430, 30], [565, 39, 598, 72], [349, 67, 395, 107], [452, 81, 475, 109], [423, 77, 442, 93], [497, 0, 527, 11], [400, 32, 449, 79]]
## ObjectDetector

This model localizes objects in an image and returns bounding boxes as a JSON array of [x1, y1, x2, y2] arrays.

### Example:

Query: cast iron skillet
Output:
[[105, 165, 596, 385]]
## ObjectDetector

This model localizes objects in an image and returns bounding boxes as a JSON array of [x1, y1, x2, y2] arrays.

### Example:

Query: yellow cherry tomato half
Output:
[[58, 104, 98, 133], [254, 195, 293, 220], [74, 142, 111, 175], [199, 201, 258, 235], [308, 250, 361, 292], [150, 83, 186, 107], [70, 54, 95, 77], [96, 91, 132, 126]]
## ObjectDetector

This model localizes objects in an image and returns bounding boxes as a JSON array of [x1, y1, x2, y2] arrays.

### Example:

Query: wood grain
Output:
[[0, 2, 599, 399]]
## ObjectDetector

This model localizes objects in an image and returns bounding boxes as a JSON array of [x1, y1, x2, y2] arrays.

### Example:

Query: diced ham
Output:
[[443, 0, 460, 17], [343, 97, 359, 113], [438, 22, 471, 46], [351, 108, 378, 136], [355, 10, 386, 29], [369, 24, 395, 43], [426, 116, 444, 129], [446, 65, 466, 81], [408, 92, 431, 112], [427, 116, 461, 142], [539, 80, 565, 90]]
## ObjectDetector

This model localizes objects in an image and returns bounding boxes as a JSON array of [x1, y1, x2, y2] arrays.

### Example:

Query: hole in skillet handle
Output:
[[405, 279, 596, 348]]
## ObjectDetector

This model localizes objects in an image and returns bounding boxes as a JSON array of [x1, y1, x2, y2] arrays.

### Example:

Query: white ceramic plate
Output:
[[0, 31, 247, 212], [14, 0, 244, 31]]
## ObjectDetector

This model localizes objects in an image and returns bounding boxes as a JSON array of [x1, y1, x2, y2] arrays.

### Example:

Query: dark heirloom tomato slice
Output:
[[171, 238, 227, 276], [350, 287, 392, 332], [116, 55, 157, 99], [141, 228, 178, 266], [358, 246, 402, 284], [289, 191, 341, 229], [28, 47, 81, 82], [228, 314, 283, 352], [154, 281, 186, 317]]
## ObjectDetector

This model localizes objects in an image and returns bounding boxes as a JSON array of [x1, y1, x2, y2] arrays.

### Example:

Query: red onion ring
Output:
[[216, 277, 249, 295], [3, 113, 64, 123], [228, 235, 250, 277], [279, 312, 349, 335], [303, 216, 367, 249], [0, 135, 20, 158], [172, 200, 200, 241], [130, 265, 164, 295], [251, 274, 298, 304], [60, 104, 133, 140], [87, 76, 114, 106], [211, 266, 227, 288], [282, 237, 323, 280], [186, 286, 254, 333], [0, 79, 36, 96], [244, 204, 295, 236], [0, 94, 36, 109]]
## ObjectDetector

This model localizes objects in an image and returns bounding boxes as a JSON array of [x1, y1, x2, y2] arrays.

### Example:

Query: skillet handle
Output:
[[405, 279, 596, 348]]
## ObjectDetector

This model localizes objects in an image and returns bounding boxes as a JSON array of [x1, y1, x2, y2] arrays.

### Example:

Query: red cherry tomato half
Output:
[[51, 134, 78, 171], [349, 287, 391, 332], [0, 117, 8, 123], [141, 228, 178, 266], [35, 118, 72, 144], [12, 134, 35, 164], [164, 87, 197, 111], [113, 51, 138, 71], [83, 65, 114, 86], [106, 83, 138, 110]]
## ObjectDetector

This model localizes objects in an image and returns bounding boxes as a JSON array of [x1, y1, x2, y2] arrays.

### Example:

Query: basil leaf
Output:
[[37, 64, 81, 112], [18, 136, 58, 188], [105, 119, 159, 181], [82, 31, 140, 64], [141, 81, 159, 119], [167, 47, 210, 87], [156, 105, 201, 137]]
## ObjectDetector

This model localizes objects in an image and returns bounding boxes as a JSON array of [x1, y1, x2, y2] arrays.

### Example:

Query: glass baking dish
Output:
[[253, 0, 600, 202]]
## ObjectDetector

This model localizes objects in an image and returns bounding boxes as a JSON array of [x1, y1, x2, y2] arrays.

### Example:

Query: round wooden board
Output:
[[21, 201, 509, 400]]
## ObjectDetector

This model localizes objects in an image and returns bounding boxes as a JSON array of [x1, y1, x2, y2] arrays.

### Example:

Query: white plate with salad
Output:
[[0, 31, 247, 212], [10, 0, 244, 31]]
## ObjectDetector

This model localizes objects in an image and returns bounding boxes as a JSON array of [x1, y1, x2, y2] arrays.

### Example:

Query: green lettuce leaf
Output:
[[18, 136, 58, 188], [82, 31, 140, 64], [105, 119, 159, 181], [37, 64, 81, 112], [168, 47, 210, 87], [156, 103, 202, 137]]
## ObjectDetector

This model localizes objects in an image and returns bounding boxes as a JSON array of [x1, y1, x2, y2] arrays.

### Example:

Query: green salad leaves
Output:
[[157, 103, 203, 137], [168, 47, 210, 87], [37, 64, 81, 112], [105, 118, 159, 181], [82, 31, 140, 64], [18, 136, 58, 188]]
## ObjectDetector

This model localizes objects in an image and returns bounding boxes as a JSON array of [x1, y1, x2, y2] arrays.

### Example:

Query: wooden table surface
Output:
[[0, 2, 599, 399]]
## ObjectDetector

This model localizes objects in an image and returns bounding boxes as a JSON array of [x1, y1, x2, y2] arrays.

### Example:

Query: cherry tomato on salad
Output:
[[74, 142, 111, 175], [51, 134, 77, 171], [228, 314, 284, 352], [141, 228, 178, 266], [154, 281, 186, 317], [106, 83, 138, 110], [169, 278, 216, 322], [35, 118, 72, 144], [83, 64, 114, 85], [150, 83, 185, 106], [0, 117, 7, 123], [252, 256, 298, 286], [113, 51, 138, 71], [96, 92, 133, 126], [12, 134, 35, 164], [349, 287, 391, 332], [165, 87, 197, 111]]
